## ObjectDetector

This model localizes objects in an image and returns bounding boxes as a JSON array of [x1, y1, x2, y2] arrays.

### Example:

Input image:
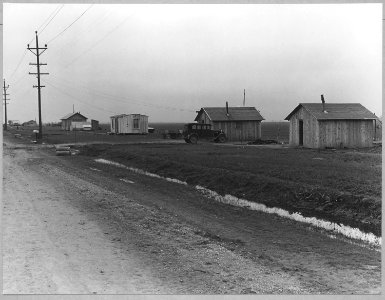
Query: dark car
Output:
[[183, 123, 226, 144]]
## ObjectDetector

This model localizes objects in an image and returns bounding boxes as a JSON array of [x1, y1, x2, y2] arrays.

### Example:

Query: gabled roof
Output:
[[195, 107, 264, 122], [110, 114, 148, 118], [60, 112, 87, 120], [284, 103, 377, 121], [110, 114, 128, 118]]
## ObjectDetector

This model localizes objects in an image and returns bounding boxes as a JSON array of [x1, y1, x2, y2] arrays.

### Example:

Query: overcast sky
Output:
[[3, 2, 382, 123]]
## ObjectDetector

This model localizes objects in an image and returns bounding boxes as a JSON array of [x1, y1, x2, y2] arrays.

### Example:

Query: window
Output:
[[133, 119, 139, 129]]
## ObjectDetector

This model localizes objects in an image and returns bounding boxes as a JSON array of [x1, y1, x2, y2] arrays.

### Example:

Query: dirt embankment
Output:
[[3, 137, 381, 294], [79, 143, 381, 236]]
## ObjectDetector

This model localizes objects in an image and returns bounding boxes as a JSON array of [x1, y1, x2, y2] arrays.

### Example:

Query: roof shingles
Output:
[[60, 112, 87, 120], [285, 103, 377, 120], [196, 107, 264, 122]]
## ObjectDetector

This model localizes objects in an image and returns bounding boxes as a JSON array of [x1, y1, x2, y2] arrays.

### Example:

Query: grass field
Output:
[[8, 121, 380, 144], [8, 122, 291, 144], [79, 142, 382, 236], [5, 122, 381, 236]]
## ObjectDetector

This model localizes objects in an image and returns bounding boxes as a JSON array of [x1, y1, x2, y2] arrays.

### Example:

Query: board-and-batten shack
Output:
[[60, 112, 88, 131], [110, 114, 148, 134], [284, 103, 377, 148], [194, 105, 264, 142]]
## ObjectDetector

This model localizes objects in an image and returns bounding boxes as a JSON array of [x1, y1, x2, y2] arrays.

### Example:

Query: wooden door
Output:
[[115, 118, 119, 133], [299, 120, 304, 145]]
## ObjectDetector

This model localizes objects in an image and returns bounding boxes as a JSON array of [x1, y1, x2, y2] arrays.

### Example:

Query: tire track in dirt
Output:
[[2, 146, 169, 294], [3, 143, 308, 294], [73, 153, 381, 294]]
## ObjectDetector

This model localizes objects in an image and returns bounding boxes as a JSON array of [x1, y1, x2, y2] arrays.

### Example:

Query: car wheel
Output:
[[189, 135, 198, 144], [218, 135, 226, 143]]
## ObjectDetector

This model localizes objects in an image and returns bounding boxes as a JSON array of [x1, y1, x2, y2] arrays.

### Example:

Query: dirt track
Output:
[[2, 136, 381, 294]]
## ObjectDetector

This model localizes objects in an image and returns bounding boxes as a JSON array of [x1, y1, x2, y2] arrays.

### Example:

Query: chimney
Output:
[[226, 101, 229, 117], [321, 94, 326, 113]]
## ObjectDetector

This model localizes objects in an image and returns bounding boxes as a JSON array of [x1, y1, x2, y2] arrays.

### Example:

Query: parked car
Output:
[[82, 124, 92, 131], [182, 123, 226, 143]]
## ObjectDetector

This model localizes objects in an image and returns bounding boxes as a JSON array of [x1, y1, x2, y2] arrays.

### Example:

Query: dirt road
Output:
[[2, 136, 381, 294]]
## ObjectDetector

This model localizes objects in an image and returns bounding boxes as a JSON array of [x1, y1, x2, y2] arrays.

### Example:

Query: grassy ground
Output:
[[261, 122, 289, 142], [78, 142, 382, 236], [9, 122, 291, 144], [8, 121, 380, 144], [5, 123, 381, 235], [7, 125, 165, 144]]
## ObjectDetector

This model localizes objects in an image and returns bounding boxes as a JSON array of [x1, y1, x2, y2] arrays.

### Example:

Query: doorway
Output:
[[115, 118, 119, 133], [299, 120, 303, 146]]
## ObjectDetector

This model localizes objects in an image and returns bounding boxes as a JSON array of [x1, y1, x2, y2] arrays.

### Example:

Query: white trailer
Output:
[[110, 114, 148, 134]]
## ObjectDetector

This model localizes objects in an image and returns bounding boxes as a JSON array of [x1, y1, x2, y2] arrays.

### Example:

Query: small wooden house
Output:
[[194, 104, 264, 142], [110, 114, 148, 134], [60, 112, 88, 131], [284, 103, 377, 148], [22, 120, 37, 127], [91, 119, 100, 130]]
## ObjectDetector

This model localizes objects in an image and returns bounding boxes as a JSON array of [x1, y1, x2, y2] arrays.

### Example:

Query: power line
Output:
[[38, 4, 65, 36], [11, 83, 31, 97], [10, 5, 63, 83], [8, 49, 28, 81], [84, 8, 113, 34], [57, 14, 132, 72], [46, 75, 196, 113], [47, 4, 93, 44], [26, 5, 64, 45], [42, 78, 120, 115], [12, 69, 32, 87]]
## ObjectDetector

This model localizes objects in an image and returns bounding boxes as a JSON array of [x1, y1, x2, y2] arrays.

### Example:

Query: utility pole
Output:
[[243, 89, 245, 107], [3, 79, 10, 130], [28, 31, 48, 139]]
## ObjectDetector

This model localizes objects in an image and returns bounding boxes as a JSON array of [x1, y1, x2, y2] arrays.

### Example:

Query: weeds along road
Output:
[[2, 136, 381, 294]]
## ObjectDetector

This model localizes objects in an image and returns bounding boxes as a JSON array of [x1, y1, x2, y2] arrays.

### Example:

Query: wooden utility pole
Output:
[[28, 31, 48, 139], [243, 89, 245, 107], [3, 79, 10, 130]]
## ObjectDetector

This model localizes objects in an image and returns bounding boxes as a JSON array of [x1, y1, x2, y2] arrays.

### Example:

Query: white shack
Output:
[[110, 114, 148, 134]]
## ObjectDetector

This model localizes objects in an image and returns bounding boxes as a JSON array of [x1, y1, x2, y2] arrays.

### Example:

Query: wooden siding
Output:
[[70, 121, 88, 130], [213, 121, 261, 142], [318, 120, 373, 148], [196, 111, 261, 141], [110, 115, 148, 134], [61, 115, 87, 131], [61, 120, 71, 131], [288, 107, 319, 148], [91, 119, 99, 130], [288, 106, 374, 148], [197, 112, 211, 125]]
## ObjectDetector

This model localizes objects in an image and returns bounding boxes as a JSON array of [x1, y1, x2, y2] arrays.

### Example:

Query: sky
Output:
[[2, 2, 383, 123]]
